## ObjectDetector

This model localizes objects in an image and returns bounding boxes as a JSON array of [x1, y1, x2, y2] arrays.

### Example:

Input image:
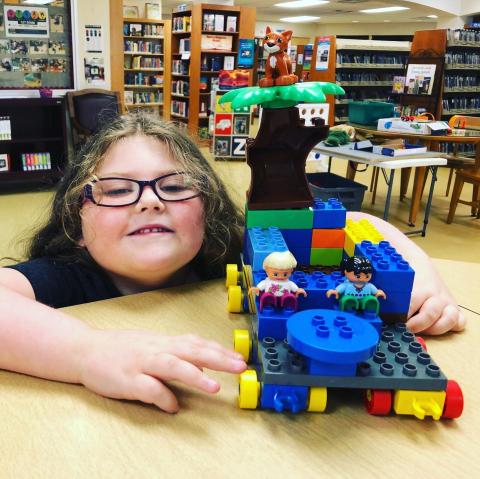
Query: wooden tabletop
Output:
[[0, 259, 479, 479]]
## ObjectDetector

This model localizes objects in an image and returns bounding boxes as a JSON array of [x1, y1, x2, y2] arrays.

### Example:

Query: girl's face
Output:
[[80, 134, 205, 289]]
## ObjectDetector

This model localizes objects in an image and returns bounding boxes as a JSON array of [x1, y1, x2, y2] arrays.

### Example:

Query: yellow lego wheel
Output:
[[225, 264, 240, 288], [227, 285, 243, 313], [307, 387, 327, 412], [233, 329, 251, 362], [238, 370, 260, 409]]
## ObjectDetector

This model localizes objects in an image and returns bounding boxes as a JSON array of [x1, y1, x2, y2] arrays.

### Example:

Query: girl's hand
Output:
[[406, 267, 466, 335], [79, 329, 247, 413]]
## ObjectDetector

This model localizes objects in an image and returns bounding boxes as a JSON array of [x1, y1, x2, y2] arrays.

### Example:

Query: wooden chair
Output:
[[446, 116, 480, 223], [66, 89, 121, 149]]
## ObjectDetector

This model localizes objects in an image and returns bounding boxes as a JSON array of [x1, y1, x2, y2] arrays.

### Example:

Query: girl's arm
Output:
[[0, 272, 246, 413], [347, 212, 466, 335]]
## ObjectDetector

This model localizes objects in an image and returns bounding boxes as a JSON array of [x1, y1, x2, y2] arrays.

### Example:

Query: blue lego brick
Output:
[[312, 198, 347, 229], [354, 240, 415, 293], [287, 309, 380, 376], [245, 227, 288, 271], [254, 322, 447, 391], [280, 228, 312, 248], [287, 245, 311, 265], [256, 305, 296, 341], [260, 384, 308, 413], [290, 270, 344, 310], [379, 291, 412, 314]]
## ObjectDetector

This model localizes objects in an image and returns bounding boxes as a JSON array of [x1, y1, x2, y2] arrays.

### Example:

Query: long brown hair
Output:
[[28, 113, 244, 279]]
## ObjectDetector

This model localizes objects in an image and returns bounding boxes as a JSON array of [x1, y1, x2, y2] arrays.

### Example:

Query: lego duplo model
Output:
[[220, 31, 463, 419]]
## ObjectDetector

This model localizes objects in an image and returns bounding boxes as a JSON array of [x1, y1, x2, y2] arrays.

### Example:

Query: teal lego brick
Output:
[[310, 248, 343, 266], [246, 207, 313, 229]]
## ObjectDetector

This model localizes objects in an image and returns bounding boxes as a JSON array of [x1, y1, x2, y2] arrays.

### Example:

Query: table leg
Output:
[[400, 168, 411, 201], [346, 161, 356, 181], [383, 170, 395, 221], [328, 156, 332, 173], [409, 166, 426, 226]]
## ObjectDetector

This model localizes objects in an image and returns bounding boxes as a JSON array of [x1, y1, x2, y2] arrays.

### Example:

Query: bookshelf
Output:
[[110, 2, 171, 118], [170, 3, 255, 139], [0, 98, 67, 187], [308, 37, 410, 125], [443, 29, 480, 120]]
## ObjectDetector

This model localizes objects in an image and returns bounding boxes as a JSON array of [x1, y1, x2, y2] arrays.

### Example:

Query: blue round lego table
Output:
[[286, 309, 379, 369]]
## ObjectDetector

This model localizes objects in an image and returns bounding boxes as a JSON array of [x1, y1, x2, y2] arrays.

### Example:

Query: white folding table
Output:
[[311, 143, 447, 236]]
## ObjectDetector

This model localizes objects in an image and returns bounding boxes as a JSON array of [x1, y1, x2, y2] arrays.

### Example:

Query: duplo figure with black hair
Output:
[[326, 256, 386, 315]]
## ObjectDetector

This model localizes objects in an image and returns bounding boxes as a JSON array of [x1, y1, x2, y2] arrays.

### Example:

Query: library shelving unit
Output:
[[170, 3, 255, 139], [309, 37, 410, 125], [0, 98, 67, 187], [443, 28, 480, 122], [110, 2, 171, 118]]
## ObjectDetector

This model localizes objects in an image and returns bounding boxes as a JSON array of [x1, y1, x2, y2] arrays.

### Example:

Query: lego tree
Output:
[[220, 82, 345, 210]]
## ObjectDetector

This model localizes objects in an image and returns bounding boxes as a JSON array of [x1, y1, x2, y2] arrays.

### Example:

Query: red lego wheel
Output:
[[442, 380, 464, 419], [416, 336, 427, 351], [364, 389, 392, 415]]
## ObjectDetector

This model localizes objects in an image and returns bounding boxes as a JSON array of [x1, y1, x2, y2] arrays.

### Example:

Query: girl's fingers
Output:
[[170, 343, 247, 373], [176, 334, 244, 360], [406, 296, 447, 333], [408, 289, 428, 318], [421, 304, 460, 335], [144, 353, 221, 394], [132, 373, 179, 413], [452, 310, 467, 331]]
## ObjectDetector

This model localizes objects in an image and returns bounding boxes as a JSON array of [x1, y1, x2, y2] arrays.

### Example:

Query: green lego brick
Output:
[[245, 207, 313, 229], [310, 248, 343, 266]]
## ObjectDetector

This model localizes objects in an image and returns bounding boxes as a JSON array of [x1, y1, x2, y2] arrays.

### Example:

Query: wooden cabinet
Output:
[[170, 3, 255, 139], [110, 1, 171, 118], [0, 98, 67, 187]]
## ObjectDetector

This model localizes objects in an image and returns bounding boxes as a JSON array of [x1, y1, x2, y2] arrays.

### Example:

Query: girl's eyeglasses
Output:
[[83, 172, 200, 207]]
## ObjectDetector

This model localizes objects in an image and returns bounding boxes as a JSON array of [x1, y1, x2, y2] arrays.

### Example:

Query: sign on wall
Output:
[[4, 6, 50, 38]]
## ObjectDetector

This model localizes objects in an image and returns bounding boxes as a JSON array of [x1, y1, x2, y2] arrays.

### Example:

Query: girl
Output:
[[0, 113, 465, 414], [0, 113, 247, 413]]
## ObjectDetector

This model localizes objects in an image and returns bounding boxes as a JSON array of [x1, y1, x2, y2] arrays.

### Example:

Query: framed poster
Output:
[[237, 38, 254, 68], [4, 6, 49, 38], [315, 36, 330, 71]]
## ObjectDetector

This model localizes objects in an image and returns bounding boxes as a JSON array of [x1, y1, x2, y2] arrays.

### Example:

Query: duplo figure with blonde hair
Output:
[[249, 251, 307, 312]]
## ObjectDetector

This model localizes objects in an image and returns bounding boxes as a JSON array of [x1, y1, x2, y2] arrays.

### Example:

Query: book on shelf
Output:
[[20, 152, 51, 171], [0, 154, 10, 172], [203, 14, 215, 31], [214, 14, 225, 32], [173, 16, 191, 32], [145, 3, 161, 20], [223, 56, 235, 71], [129, 24, 143, 37], [201, 34, 232, 51], [124, 90, 134, 104], [226, 16, 237, 33], [179, 38, 191, 54], [0, 116, 12, 140]]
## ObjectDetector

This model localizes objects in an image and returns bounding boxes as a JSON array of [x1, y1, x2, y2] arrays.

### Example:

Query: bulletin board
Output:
[[0, 0, 74, 89]]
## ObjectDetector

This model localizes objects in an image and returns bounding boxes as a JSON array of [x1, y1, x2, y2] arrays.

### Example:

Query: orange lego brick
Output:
[[311, 228, 345, 248]]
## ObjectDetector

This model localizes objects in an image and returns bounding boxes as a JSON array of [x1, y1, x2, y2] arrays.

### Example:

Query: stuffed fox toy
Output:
[[259, 26, 298, 87]]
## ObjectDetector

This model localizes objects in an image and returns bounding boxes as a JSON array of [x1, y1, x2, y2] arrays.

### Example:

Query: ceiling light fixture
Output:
[[21, 1, 56, 5], [360, 6, 410, 13], [279, 15, 321, 22], [274, 0, 329, 8], [427, 14, 439, 19]]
